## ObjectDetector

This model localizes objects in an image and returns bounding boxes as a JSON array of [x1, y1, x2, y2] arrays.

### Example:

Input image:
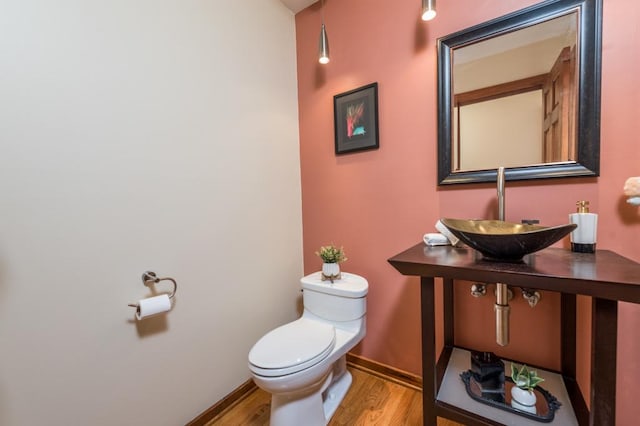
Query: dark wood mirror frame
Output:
[[437, 0, 602, 185]]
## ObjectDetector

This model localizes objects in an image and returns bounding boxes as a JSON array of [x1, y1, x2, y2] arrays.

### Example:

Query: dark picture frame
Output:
[[333, 82, 379, 154], [436, 0, 601, 185]]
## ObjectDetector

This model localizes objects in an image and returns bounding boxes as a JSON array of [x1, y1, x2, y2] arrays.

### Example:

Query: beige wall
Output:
[[0, 1, 302, 424], [458, 91, 543, 170]]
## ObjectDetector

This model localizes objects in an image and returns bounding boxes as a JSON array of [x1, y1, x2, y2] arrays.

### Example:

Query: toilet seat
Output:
[[249, 318, 336, 377]]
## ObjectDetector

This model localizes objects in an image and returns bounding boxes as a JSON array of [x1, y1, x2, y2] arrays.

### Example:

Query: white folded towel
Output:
[[435, 220, 461, 246], [627, 196, 640, 206], [424, 233, 450, 246]]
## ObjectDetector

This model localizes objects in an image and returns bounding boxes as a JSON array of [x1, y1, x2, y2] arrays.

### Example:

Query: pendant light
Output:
[[318, 0, 330, 64], [422, 0, 437, 21]]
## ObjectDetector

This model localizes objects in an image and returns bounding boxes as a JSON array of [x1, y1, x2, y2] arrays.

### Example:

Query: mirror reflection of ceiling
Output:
[[453, 13, 578, 93]]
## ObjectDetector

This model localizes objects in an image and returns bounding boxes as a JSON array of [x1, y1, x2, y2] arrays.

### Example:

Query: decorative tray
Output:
[[460, 370, 562, 423]]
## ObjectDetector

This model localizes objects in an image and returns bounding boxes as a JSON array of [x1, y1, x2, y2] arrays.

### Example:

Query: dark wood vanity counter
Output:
[[389, 244, 640, 303], [388, 243, 640, 426]]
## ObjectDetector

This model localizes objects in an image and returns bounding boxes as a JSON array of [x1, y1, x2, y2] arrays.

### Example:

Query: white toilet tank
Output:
[[301, 272, 368, 322]]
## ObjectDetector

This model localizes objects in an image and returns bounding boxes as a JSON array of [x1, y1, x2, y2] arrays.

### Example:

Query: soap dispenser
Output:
[[569, 200, 598, 253]]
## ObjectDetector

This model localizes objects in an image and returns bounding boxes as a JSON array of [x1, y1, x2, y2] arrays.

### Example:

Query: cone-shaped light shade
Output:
[[318, 23, 330, 64], [422, 0, 436, 21]]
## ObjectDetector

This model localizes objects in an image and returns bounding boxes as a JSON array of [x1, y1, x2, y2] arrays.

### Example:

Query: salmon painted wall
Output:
[[296, 0, 640, 423]]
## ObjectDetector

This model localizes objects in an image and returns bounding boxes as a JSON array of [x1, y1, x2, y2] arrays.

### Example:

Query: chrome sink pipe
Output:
[[495, 166, 510, 346]]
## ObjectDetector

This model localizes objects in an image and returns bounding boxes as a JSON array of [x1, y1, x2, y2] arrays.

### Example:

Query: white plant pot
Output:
[[322, 262, 340, 280], [511, 386, 537, 414]]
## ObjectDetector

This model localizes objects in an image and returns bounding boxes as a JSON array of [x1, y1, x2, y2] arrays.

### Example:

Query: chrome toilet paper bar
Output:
[[128, 270, 178, 309]]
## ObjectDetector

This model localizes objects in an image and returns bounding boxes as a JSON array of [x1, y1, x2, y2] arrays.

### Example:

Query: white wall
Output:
[[0, 1, 303, 424]]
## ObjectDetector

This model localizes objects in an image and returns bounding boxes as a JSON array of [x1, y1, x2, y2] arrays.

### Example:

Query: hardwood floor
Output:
[[205, 366, 463, 426]]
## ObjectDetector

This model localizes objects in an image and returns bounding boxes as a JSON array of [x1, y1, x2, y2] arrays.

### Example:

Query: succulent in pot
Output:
[[510, 363, 544, 414], [316, 245, 347, 282]]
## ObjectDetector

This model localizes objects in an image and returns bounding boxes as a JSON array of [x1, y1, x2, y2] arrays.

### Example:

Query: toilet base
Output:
[[269, 356, 353, 426], [322, 366, 352, 421]]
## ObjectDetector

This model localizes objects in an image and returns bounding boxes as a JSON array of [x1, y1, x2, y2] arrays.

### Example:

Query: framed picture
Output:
[[333, 82, 379, 154]]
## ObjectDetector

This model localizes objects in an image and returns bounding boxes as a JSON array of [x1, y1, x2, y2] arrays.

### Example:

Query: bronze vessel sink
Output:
[[440, 218, 577, 262]]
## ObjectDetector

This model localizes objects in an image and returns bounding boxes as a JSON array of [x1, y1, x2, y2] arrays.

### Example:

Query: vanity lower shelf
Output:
[[388, 244, 640, 425], [437, 348, 578, 426]]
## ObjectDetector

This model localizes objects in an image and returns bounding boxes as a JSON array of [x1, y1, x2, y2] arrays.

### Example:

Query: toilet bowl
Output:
[[248, 271, 368, 426]]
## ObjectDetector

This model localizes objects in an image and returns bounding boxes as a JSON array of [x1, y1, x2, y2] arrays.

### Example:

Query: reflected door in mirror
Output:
[[543, 45, 576, 163]]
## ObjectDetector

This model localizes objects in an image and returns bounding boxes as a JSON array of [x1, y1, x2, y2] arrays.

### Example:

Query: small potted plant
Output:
[[316, 245, 347, 282], [510, 363, 544, 414]]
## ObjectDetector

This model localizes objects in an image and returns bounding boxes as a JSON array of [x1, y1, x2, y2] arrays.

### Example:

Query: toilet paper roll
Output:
[[135, 294, 172, 320]]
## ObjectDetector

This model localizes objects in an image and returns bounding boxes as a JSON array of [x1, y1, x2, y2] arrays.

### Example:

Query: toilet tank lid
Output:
[[301, 272, 368, 298]]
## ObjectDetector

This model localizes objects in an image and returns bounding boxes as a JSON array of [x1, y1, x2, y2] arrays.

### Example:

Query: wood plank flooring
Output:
[[206, 366, 463, 426]]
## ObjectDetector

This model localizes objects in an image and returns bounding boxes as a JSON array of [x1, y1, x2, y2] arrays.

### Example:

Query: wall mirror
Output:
[[437, 0, 602, 185]]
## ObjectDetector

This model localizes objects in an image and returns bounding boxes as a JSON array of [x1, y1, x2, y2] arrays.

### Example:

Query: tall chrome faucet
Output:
[[497, 166, 505, 221], [495, 166, 510, 346]]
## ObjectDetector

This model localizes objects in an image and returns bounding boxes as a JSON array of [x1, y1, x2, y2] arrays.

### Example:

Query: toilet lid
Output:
[[248, 318, 336, 377]]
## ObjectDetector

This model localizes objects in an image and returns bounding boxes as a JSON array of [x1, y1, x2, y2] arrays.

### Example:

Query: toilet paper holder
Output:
[[128, 271, 178, 309]]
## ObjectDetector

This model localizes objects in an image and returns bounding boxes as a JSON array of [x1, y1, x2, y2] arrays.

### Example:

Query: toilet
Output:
[[248, 271, 368, 426]]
